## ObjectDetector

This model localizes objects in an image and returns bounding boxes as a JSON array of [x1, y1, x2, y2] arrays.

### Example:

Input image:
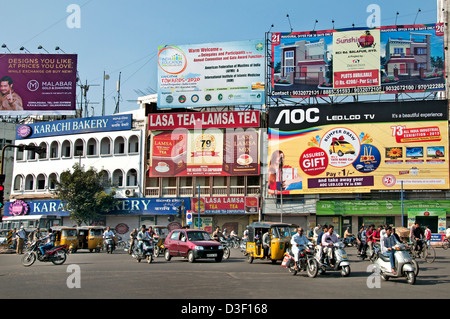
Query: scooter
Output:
[[282, 243, 318, 278], [104, 236, 115, 254], [132, 239, 154, 263], [315, 241, 351, 277], [373, 243, 416, 284]]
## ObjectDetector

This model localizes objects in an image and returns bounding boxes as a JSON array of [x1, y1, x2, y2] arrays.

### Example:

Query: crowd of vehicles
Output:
[[7, 218, 448, 285]]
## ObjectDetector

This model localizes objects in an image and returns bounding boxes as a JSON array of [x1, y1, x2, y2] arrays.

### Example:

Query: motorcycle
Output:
[[282, 243, 318, 278], [220, 238, 231, 260], [21, 239, 67, 267], [358, 243, 379, 262], [315, 241, 351, 277], [343, 236, 357, 247], [104, 236, 115, 254], [132, 239, 154, 263], [372, 243, 417, 284]]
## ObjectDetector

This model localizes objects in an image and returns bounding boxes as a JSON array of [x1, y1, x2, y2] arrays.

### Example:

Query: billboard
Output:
[[268, 100, 449, 194], [157, 40, 265, 108], [149, 128, 260, 177], [270, 24, 444, 97], [0, 54, 77, 115], [191, 196, 259, 214]]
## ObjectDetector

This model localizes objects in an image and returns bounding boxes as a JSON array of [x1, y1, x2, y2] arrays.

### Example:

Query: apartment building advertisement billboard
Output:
[[0, 54, 78, 115], [268, 100, 449, 194], [270, 24, 444, 98], [157, 40, 265, 108]]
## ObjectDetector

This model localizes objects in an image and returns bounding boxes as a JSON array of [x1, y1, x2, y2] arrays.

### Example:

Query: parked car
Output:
[[164, 229, 224, 263]]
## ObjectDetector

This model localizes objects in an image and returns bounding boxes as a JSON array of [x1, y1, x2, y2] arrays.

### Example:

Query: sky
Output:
[[1, 0, 439, 115]]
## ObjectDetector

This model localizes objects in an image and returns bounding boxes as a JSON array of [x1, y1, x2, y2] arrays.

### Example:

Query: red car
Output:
[[164, 229, 224, 262]]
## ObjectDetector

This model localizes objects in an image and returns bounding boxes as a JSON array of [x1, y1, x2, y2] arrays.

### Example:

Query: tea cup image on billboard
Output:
[[0, 76, 23, 111], [267, 150, 303, 195]]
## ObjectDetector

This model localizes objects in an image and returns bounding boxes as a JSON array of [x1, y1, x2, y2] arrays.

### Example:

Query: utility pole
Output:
[[114, 72, 121, 114]]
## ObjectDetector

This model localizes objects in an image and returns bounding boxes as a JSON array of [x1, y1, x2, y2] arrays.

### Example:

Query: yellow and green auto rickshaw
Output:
[[77, 226, 105, 253], [52, 226, 79, 253], [245, 222, 297, 264]]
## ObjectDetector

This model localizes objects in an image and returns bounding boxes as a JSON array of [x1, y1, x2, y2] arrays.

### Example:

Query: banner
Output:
[[191, 196, 259, 214], [149, 128, 260, 176], [0, 54, 77, 115], [268, 100, 449, 194], [157, 40, 265, 108], [148, 111, 259, 130], [270, 24, 444, 97]]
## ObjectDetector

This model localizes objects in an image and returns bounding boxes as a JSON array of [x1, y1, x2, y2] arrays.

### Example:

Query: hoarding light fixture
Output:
[[19, 46, 31, 53], [38, 45, 49, 53], [55, 46, 66, 53], [414, 9, 421, 24], [313, 19, 318, 31], [286, 14, 293, 32], [1, 44, 11, 53]]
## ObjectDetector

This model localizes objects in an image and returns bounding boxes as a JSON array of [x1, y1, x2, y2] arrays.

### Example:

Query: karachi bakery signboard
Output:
[[0, 54, 77, 115], [270, 24, 444, 98], [157, 40, 265, 108], [267, 100, 449, 194], [148, 111, 260, 177]]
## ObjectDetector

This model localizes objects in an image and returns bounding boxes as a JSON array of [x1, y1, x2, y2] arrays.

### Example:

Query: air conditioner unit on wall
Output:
[[125, 189, 135, 197]]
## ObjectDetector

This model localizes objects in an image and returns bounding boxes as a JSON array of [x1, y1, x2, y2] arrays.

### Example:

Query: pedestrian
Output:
[[129, 228, 137, 254], [16, 225, 26, 254]]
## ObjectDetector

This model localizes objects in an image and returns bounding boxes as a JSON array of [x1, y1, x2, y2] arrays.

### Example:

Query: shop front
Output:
[[317, 200, 449, 243], [3, 197, 191, 240]]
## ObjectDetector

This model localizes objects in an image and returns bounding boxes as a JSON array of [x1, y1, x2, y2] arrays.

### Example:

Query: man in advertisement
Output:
[[0, 76, 23, 111]]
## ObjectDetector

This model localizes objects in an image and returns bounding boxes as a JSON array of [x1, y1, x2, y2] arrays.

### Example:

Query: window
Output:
[[74, 139, 84, 157], [394, 47, 404, 55], [27, 143, 37, 160], [13, 175, 23, 191], [50, 141, 59, 159], [61, 140, 71, 158], [25, 175, 34, 191], [38, 142, 47, 160], [128, 135, 139, 153], [36, 174, 46, 190], [49, 173, 58, 190], [100, 137, 111, 155], [170, 231, 180, 240], [126, 169, 138, 186], [87, 138, 97, 156], [112, 169, 124, 187], [114, 137, 125, 155]]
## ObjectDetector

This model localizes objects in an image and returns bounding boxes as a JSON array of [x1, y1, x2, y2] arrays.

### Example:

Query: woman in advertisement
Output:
[[268, 150, 303, 195]]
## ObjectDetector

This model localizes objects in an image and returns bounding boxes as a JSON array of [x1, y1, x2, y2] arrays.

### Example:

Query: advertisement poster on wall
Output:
[[0, 54, 78, 115], [270, 24, 444, 97], [157, 40, 265, 108], [148, 111, 261, 177], [268, 100, 448, 194]]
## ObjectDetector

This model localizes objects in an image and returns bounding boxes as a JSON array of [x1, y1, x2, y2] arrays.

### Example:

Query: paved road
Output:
[[1, 246, 449, 300]]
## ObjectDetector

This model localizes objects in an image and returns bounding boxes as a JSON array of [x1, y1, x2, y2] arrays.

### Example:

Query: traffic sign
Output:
[[186, 210, 193, 225]]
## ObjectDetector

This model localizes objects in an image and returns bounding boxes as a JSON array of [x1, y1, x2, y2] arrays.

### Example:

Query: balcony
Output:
[[144, 185, 261, 198]]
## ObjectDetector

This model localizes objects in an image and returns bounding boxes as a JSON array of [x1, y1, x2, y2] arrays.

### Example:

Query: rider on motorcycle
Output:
[[39, 228, 56, 256], [137, 225, 152, 253], [103, 226, 116, 251], [322, 225, 339, 267], [381, 226, 400, 274], [290, 227, 311, 271]]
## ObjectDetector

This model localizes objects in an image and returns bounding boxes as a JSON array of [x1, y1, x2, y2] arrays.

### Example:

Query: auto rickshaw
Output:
[[152, 225, 169, 257], [52, 226, 78, 253], [245, 222, 297, 264], [77, 226, 105, 252]]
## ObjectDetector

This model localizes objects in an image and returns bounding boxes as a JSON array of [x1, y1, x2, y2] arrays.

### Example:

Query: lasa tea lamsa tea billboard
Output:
[[0, 54, 77, 115]]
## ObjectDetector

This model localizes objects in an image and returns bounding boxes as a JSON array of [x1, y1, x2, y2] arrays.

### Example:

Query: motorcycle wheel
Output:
[[341, 265, 351, 277], [406, 271, 416, 285], [307, 259, 319, 278], [223, 247, 230, 260], [147, 255, 153, 263], [247, 255, 254, 264], [22, 252, 36, 267], [154, 246, 160, 258], [51, 250, 67, 265]]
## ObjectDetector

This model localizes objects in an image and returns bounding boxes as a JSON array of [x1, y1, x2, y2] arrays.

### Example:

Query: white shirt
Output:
[[103, 230, 115, 238], [291, 233, 310, 250], [322, 232, 339, 246]]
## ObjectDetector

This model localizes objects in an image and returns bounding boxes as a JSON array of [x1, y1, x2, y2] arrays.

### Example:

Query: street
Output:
[[1, 246, 450, 301]]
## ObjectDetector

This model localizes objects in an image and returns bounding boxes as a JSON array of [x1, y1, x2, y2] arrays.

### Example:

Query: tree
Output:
[[53, 163, 118, 226]]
